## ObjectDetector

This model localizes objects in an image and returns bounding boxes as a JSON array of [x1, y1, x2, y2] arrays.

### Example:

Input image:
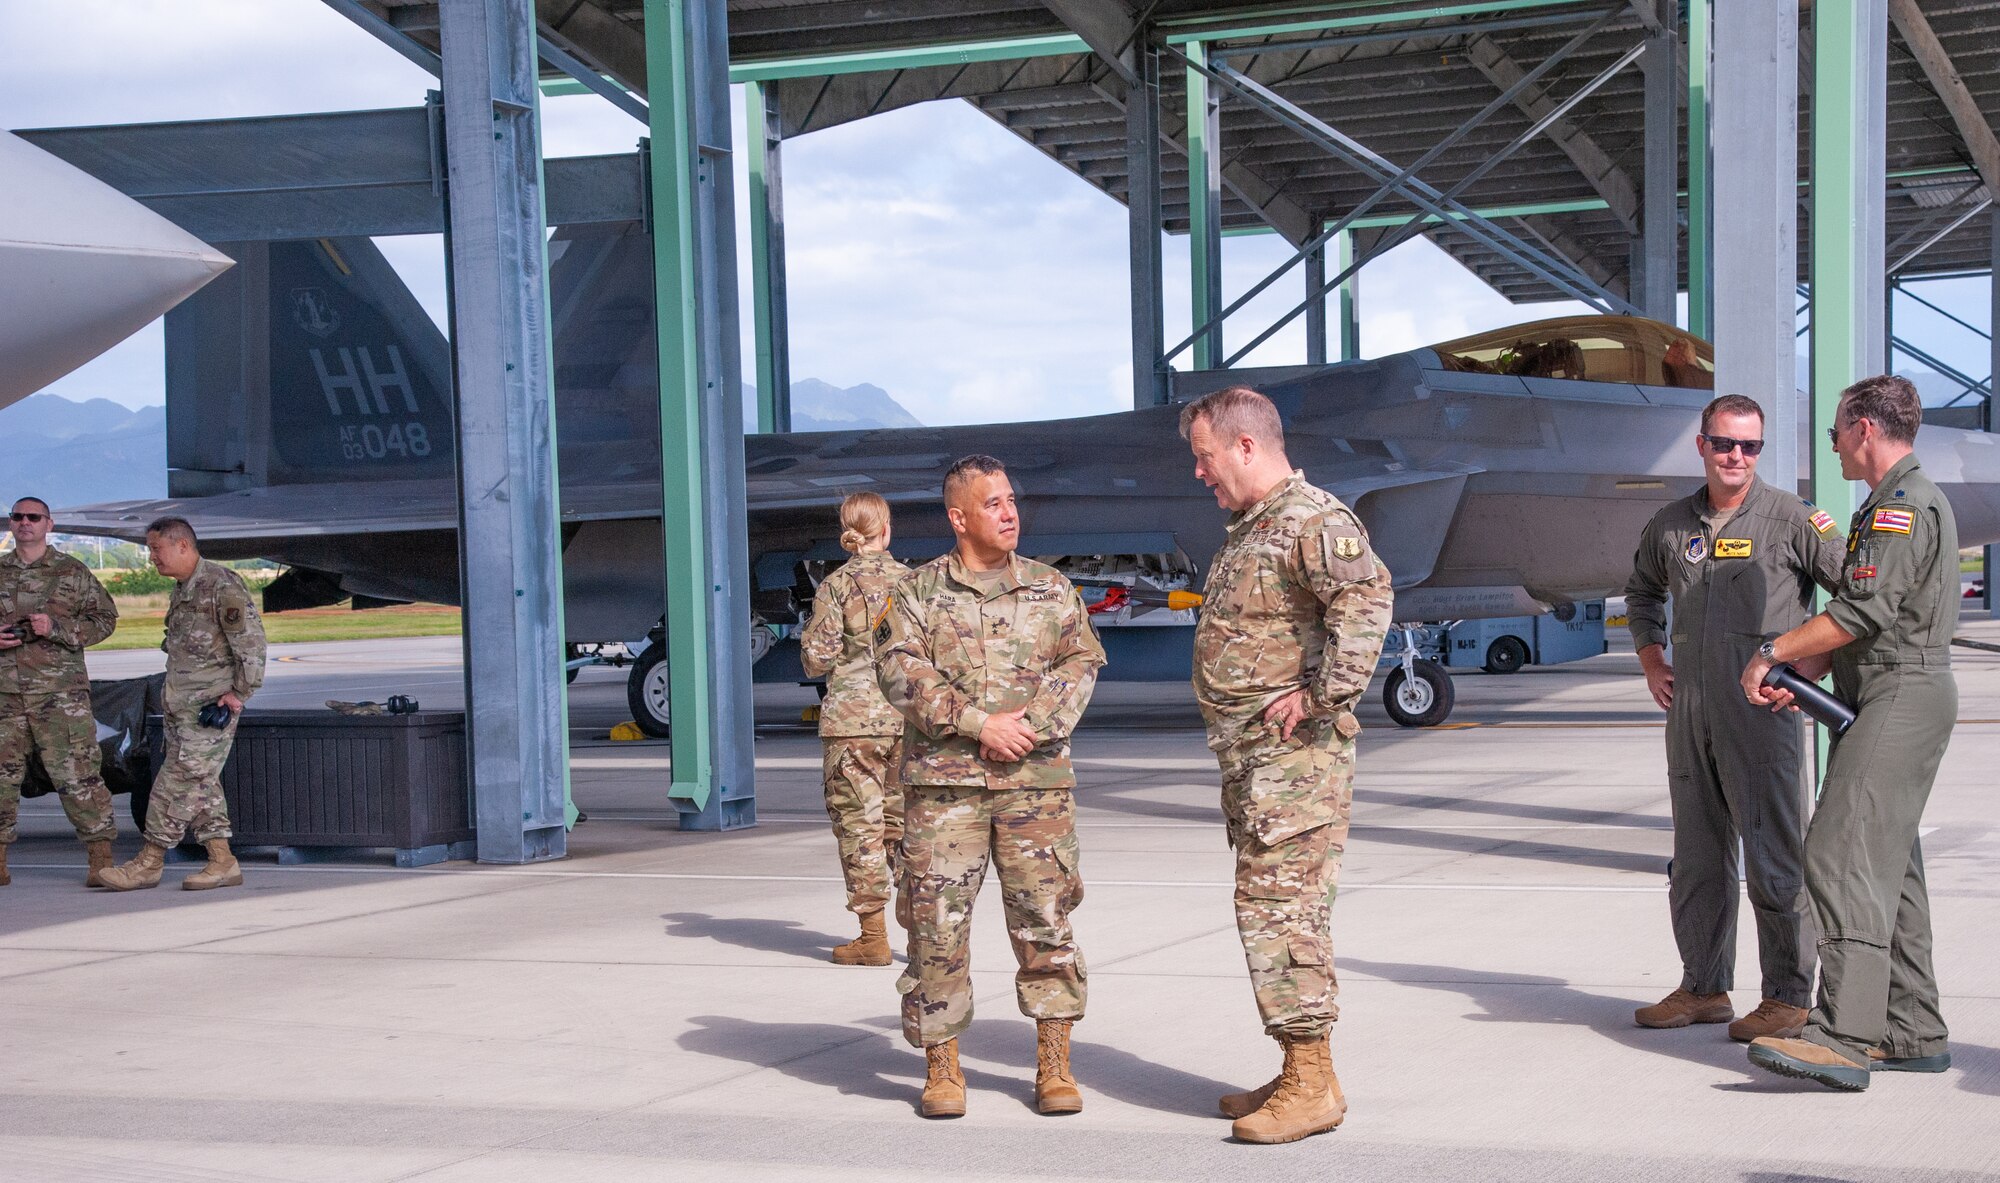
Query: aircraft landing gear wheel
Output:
[[626, 645, 671, 738], [1483, 635, 1530, 675], [564, 643, 582, 685], [1384, 658, 1454, 727]]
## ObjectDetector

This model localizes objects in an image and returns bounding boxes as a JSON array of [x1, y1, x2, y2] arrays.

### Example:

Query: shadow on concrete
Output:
[[676, 1015, 1013, 1110], [661, 912, 875, 964], [1342, 956, 1760, 1077], [945, 1017, 1240, 1118], [1949, 1042, 1999, 1096]]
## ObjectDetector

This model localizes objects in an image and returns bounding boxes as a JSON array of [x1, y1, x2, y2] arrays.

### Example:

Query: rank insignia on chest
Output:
[[1809, 509, 1837, 535], [1683, 536, 1707, 564], [1331, 536, 1363, 560], [1852, 565, 1877, 580], [1871, 507, 1915, 534], [1714, 538, 1752, 559]]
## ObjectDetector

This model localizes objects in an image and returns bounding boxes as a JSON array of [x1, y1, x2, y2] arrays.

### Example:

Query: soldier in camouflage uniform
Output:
[[800, 491, 910, 967], [1182, 387, 1394, 1145], [875, 454, 1106, 1119], [0, 496, 119, 887], [99, 517, 266, 893]]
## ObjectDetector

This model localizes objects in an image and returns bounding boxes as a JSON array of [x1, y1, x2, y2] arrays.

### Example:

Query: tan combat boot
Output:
[[1230, 1034, 1346, 1145], [96, 842, 167, 892], [84, 840, 114, 888], [183, 839, 243, 891], [830, 910, 892, 966], [1728, 999, 1809, 1042], [1634, 987, 1733, 1029], [1219, 1070, 1282, 1120], [920, 1038, 967, 1118], [1035, 1018, 1083, 1115]]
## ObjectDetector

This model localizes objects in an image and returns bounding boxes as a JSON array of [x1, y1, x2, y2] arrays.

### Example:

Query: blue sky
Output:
[[8, 0, 1992, 423]]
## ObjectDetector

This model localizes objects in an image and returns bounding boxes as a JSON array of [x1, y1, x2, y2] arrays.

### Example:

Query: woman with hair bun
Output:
[[799, 491, 910, 966]]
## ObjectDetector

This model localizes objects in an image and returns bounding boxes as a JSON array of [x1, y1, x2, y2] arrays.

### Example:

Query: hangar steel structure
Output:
[[19, 0, 2000, 860]]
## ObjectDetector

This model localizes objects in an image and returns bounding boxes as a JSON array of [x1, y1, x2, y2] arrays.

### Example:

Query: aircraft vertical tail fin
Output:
[[165, 236, 455, 497]]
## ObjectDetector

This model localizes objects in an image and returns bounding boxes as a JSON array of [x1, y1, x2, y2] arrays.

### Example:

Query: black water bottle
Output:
[[1761, 663, 1856, 736]]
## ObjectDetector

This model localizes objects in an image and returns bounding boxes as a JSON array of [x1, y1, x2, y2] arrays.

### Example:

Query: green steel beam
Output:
[[1686, 0, 1711, 336], [643, 0, 715, 810], [745, 80, 781, 434], [728, 33, 1086, 82], [1810, 0, 1875, 534], [1160, 0, 1600, 44], [1338, 228, 1361, 360], [1187, 41, 1223, 368]]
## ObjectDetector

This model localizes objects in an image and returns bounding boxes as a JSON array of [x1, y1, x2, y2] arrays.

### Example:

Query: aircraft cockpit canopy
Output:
[[1432, 316, 1715, 390]]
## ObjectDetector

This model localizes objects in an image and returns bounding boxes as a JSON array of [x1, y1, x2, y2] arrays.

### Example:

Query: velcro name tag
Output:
[[1871, 508, 1915, 534], [1714, 538, 1753, 559]]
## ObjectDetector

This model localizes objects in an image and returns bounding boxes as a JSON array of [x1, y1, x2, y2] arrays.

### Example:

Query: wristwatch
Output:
[[1758, 640, 1779, 662]]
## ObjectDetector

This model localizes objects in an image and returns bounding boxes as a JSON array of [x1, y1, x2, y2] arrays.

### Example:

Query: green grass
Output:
[[96, 604, 461, 651]]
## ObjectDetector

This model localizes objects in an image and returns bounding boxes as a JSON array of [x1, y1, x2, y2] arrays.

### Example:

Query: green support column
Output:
[[1338, 228, 1360, 361], [644, 0, 716, 811], [1810, 0, 1886, 525], [1686, 0, 1712, 337], [1186, 41, 1222, 369], [1811, 0, 1888, 777], [745, 79, 789, 433]]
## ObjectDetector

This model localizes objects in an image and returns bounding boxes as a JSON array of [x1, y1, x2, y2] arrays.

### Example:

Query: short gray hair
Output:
[[1178, 385, 1286, 452]]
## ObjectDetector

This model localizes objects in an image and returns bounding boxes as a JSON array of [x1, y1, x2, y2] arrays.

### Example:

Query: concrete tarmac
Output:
[[3, 627, 1998, 1181]]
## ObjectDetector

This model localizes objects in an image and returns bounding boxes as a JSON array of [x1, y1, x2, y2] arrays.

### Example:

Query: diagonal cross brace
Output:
[[1191, 53, 1635, 318]]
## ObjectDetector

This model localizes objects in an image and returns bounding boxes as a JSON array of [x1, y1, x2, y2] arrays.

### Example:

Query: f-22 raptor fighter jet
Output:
[[44, 226, 2000, 732]]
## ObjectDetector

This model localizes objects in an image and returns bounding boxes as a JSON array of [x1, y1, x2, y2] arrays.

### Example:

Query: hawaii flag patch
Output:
[[1809, 509, 1837, 535], [1871, 507, 1915, 535]]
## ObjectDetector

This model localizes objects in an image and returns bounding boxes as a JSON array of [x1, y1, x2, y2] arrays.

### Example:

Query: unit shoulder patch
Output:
[[1683, 535, 1707, 565], [1808, 509, 1837, 536]]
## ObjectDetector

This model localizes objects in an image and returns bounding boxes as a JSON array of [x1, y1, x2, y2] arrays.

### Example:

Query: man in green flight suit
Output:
[[1741, 375, 1957, 1090], [1625, 395, 1844, 1041]]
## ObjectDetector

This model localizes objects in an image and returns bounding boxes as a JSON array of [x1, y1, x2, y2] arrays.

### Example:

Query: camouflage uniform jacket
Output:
[[875, 550, 1106, 790], [800, 549, 911, 737], [0, 546, 117, 695], [162, 559, 268, 711], [1193, 472, 1395, 756]]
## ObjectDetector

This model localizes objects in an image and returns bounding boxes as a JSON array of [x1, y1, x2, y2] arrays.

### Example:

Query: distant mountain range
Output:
[[783, 379, 925, 431], [0, 394, 166, 509], [6, 379, 922, 511]]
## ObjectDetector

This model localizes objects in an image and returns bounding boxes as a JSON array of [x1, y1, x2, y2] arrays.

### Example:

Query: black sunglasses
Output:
[[1699, 434, 1764, 457], [1826, 418, 1863, 445], [8, 512, 45, 523]]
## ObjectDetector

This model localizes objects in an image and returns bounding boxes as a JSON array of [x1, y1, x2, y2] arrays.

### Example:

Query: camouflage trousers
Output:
[[144, 704, 238, 847], [822, 735, 905, 915], [0, 690, 116, 845], [896, 785, 1085, 1048], [1219, 721, 1356, 1040]]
